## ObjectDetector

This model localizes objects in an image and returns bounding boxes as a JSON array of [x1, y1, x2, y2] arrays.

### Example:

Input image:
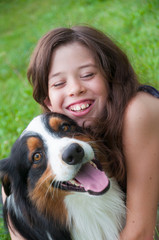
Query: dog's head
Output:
[[0, 112, 110, 224]]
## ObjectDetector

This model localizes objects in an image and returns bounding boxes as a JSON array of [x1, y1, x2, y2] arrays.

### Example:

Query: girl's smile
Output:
[[67, 99, 93, 111], [66, 99, 95, 117], [45, 42, 108, 127]]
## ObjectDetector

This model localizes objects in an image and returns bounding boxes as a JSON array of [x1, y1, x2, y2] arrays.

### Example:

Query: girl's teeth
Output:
[[81, 104, 85, 110], [76, 106, 81, 111], [81, 104, 89, 109], [70, 103, 90, 112]]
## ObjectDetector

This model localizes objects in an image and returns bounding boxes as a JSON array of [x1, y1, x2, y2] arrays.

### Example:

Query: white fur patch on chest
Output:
[[65, 178, 126, 240]]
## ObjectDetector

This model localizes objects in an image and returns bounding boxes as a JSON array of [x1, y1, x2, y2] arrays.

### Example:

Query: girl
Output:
[[5, 26, 159, 239]]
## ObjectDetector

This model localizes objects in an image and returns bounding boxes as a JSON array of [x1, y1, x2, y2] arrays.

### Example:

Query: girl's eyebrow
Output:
[[49, 71, 64, 80], [50, 72, 62, 78], [49, 64, 97, 79], [79, 63, 97, 69]]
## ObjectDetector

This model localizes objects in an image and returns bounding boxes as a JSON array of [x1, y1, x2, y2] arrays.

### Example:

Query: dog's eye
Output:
[[32, 152, 42, 163], [60, 123, 71, 132]]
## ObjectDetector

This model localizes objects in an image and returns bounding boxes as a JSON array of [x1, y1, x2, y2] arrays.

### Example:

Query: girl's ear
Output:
[[0, 158, 11, 196], [44, 97, 54, 111]]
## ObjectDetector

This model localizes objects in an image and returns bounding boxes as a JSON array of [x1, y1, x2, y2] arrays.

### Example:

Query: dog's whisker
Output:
[[45, 177, 56, 199], [54, 181, 60, 198], [36, 173, 53, 192], [50, 178, 60, 200], [52, 180, 57, 199], [55, 181, 61, 197]]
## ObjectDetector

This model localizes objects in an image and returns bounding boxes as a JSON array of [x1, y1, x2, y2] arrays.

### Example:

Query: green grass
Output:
[[0, 0, 159, 238]]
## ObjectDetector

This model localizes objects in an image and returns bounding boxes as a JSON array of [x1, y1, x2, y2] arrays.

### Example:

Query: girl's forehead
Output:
[[49, 42, 97, 76]]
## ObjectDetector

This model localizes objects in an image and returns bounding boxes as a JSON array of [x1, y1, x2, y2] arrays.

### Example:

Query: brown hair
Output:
[[27, 26, 140, 191]]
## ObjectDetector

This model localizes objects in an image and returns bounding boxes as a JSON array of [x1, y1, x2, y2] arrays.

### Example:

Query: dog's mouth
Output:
[[52, 160, 110, 196]]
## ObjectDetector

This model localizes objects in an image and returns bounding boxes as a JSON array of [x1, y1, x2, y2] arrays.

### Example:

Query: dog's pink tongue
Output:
[[75, 163, 109, 193]]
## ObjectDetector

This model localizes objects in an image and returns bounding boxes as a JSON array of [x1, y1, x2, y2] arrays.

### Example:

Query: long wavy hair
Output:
[[27, 26, 140, 191]]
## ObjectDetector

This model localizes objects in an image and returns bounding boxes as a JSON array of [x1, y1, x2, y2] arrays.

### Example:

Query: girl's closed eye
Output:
[[81, 72, 95, 79], [52, 80, 66, 88]]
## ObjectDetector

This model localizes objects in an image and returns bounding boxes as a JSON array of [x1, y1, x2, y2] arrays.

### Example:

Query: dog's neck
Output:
[[65, 178, 126, 240]]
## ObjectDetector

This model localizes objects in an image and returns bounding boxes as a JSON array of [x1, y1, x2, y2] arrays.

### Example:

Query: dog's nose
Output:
[[62, 143, 84, 165]]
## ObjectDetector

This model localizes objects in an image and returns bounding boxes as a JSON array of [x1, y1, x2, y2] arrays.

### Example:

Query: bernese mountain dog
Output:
[[0, 112, 126, 240]]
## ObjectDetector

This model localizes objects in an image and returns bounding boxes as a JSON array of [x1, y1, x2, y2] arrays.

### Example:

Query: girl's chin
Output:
[[74, 118, 95, 128]]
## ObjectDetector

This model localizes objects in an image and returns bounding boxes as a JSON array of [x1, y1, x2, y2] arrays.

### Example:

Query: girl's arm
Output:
[[1, 187, 26, 240], [120, 93, 159, 240]]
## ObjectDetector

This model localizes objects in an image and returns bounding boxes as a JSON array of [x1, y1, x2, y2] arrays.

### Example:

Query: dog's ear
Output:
[[0, 158, 11, 196]]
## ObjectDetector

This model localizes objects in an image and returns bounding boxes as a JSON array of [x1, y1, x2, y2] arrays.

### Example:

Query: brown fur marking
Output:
[[49, 117, 63, 131], [28, 165, 68, 226], [27, 137, 43, 162], [27, 137, 42, 152]]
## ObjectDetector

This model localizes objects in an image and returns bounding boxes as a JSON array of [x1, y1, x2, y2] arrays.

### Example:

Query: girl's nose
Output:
[[68, 79, 86, 97]]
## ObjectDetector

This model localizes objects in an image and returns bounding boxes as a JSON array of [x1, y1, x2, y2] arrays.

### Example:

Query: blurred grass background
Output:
[[0, 0, 159, 239]]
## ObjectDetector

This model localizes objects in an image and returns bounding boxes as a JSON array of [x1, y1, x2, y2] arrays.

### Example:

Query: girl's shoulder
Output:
[[126, 89, 159, 116], [123, 89, 159, 138]]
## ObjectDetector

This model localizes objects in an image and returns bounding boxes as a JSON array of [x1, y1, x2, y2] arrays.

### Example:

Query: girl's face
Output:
[[45, 42, 108, 127]]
